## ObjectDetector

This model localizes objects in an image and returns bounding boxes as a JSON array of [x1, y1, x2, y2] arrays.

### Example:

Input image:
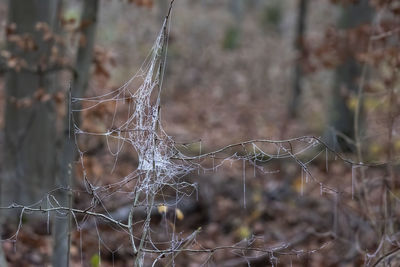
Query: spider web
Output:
[[72, 18, 194, 197], [70, 14, 206, 265], [68, 6, 351, 266]]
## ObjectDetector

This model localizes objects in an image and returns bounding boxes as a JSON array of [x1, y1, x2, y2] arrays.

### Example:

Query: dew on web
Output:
[[72, 18, 195, 197], [243, 158, 246, 209], [301, 168, 304, 196], [333, 193, 338, 234], [46, 196, 51, 234], [351, 165, 358, 200], [252, 143, 257, 177], [305, 170, 309, 184], [325, 148, 329, 172], [253, 161, 256, 177]]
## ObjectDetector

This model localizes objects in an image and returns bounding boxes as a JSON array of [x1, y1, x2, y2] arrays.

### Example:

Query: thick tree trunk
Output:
[[1, 1, 98, 265], [2, 0, 61, 215], [52, 1, 99, 266]]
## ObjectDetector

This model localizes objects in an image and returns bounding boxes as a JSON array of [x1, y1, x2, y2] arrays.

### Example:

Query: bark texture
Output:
[[2, 0, 61, 213], [325, 0, 372, 151], [52, 1, 99, 266]]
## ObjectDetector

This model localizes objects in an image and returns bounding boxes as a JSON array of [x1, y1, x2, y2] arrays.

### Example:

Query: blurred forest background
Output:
[[0, 0, 400, 266]]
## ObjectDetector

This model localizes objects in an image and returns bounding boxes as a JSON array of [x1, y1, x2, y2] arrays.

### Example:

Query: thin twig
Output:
[[372, 247, 400, 267], [0, 204, 129, 229], [176, 136, 389, 167]]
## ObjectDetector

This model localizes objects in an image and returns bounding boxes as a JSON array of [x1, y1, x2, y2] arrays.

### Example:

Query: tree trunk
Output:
[[289, 0, 308, 118], [2, 0, 61, 216], [52, 1, 99, 266], [325, 0, 372, 151]]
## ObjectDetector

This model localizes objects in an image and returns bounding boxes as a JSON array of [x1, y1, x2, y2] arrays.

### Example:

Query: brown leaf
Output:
[[5, 22, 17, 36], [34, 88, 46, 101]]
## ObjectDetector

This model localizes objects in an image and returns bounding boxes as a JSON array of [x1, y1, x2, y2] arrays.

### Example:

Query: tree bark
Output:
[[289, 0, 308, 118], [325, 0, 372, 151], [2, 0, 61, 216], [52, 1, 99, 266]]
